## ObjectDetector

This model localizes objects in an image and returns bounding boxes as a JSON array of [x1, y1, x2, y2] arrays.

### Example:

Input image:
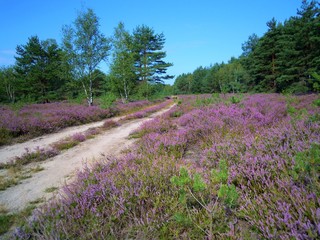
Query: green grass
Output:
[[44, 187, 58, 193], [0, 214, 15, 235], [53, 140, 79, 151]]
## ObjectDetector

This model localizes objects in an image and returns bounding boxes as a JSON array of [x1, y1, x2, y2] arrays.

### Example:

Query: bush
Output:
[[99, 93, 117, 109], [0, 128, 12, 146], [313, 98, 320, 107], [102, 120, 119, 130]]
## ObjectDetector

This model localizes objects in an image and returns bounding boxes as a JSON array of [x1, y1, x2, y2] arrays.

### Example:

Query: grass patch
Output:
[[29, 165, 45, 173], [44, 187, 58, 193], [0, 214, 15, 235], [53, 140, 79, 151]]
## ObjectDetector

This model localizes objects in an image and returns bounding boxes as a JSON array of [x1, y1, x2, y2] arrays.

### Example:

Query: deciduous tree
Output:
[[62, 8, 111, 106]]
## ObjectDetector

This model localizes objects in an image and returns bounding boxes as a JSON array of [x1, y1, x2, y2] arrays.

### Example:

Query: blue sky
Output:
[[1, 0, 302, 85]]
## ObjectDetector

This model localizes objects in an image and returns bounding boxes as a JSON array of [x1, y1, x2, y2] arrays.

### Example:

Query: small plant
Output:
[[287, 105, 308, 120], [0, 128, 12, 146], [30, 165, 45, 173], [99, 93, 117, 109], [0, 213, 15, 235], [71, 133, 86, 142], [0, 148, 59, 170], [45, 186, 58, 193], [211, 160, 238, 208], [171, 167, 209, 219], [291, 144, 320, 182], [229, 95, 241, 104], [313, 98, 320, 107], [170, 111, 183, 118], [211, 159, 228, 184], [0, 175, 18, 191], [102, 120, 120, 129], [53, 140, 78, 151], [217, 184, 239, 208]]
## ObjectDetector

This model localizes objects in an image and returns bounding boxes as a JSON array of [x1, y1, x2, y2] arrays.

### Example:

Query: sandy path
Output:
[[0, 105, 173, 213], [0, 116, 124, 164]]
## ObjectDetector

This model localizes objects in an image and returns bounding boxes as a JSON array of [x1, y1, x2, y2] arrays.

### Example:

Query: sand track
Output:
[[0, 104, 173, 213]]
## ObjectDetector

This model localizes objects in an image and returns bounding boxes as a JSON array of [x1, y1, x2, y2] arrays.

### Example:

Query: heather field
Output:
[[14, 94, 320, 239], [0, 100, 160, 146]]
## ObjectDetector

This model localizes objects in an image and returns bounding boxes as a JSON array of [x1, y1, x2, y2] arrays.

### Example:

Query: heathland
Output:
[[2, 93, 319, 239]]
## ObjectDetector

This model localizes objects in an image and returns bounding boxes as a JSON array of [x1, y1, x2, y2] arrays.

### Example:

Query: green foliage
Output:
[[0, 214, 15, 235], [0, 66, 20, 103], [292, 144, 320, 181], [217, 184, 239, 208], [193, 173, 207, 192], [307, 113, 320, 123], [99, 92, 116, 109], [0, 175, 19, 191], [15, 36, 68, 102], [229, 95, 241, 104], [211, 159, 238, 208], [211, 159, 228, 184], [109, 22, 137, 101], [170, 167, 191, 187], [287, 104, 308, 120], [62, 8, 111, 106], [0, 128, 12, 146], [313, 98, 320, 107], [173, 1, 320, 94], [173, 212, 192, 226], [169, 111, 183, 118], [53, 140, 79, 151], [132, 25, 173, 84], [310, 72, 320, 92]]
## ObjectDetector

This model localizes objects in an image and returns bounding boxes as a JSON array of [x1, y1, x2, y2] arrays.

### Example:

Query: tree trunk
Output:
[[81, 81, 90, 106], [89, 78, 93, 106]]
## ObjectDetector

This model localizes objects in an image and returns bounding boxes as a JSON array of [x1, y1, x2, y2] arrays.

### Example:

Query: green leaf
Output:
[[192, 173, 207, 192]]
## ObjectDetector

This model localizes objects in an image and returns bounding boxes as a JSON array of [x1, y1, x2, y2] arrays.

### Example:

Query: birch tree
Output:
[[109, 22, 136, 102], [62, 8, 110, 106]]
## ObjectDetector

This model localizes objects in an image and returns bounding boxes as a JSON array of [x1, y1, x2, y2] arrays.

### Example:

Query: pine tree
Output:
[[15, 36, 66, 101], [132, 25, 173, 84], [295, 0, 320, 90]]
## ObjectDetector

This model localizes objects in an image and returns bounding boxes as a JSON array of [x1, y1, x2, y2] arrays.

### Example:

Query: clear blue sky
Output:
[[0, 0, 303, 85]]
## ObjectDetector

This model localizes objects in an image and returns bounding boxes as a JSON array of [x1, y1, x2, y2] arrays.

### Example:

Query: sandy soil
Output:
[[0, 116, 123, 165], [0, 104, 173, 213]]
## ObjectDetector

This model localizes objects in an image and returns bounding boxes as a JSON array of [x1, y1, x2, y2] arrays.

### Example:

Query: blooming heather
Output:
[[18, 94, 320, 239]]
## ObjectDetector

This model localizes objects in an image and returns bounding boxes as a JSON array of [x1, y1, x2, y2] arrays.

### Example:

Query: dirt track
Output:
[[0, 104, 173, 213]]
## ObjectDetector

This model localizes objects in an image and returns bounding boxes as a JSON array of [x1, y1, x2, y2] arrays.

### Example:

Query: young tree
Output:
[[173, 73, 193, 94], [0, 66, 20, 103], [132, 25, 173, 84], [109, 22, 136, 102], [62, 8, 111, 106], [190, 66, 208, 93]]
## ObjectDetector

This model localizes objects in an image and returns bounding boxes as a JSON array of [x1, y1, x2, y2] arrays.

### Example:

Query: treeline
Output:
[[174, 1, 320, 94], [0, 9, 173, 105]]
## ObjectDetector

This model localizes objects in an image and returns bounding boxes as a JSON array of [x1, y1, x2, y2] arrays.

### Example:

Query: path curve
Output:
[[0, 104, 174, 213]]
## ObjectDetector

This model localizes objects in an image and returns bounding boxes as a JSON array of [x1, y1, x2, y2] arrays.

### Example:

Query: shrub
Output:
[[102, 120, 119, 130], [99, 93, 117, 109], [313, 98, 320, 107], [71, 133, 86, 142]]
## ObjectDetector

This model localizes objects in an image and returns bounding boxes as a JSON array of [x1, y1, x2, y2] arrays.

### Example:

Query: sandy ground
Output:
[[0, 104, 173, 213], [0, 116, 123, 165]]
